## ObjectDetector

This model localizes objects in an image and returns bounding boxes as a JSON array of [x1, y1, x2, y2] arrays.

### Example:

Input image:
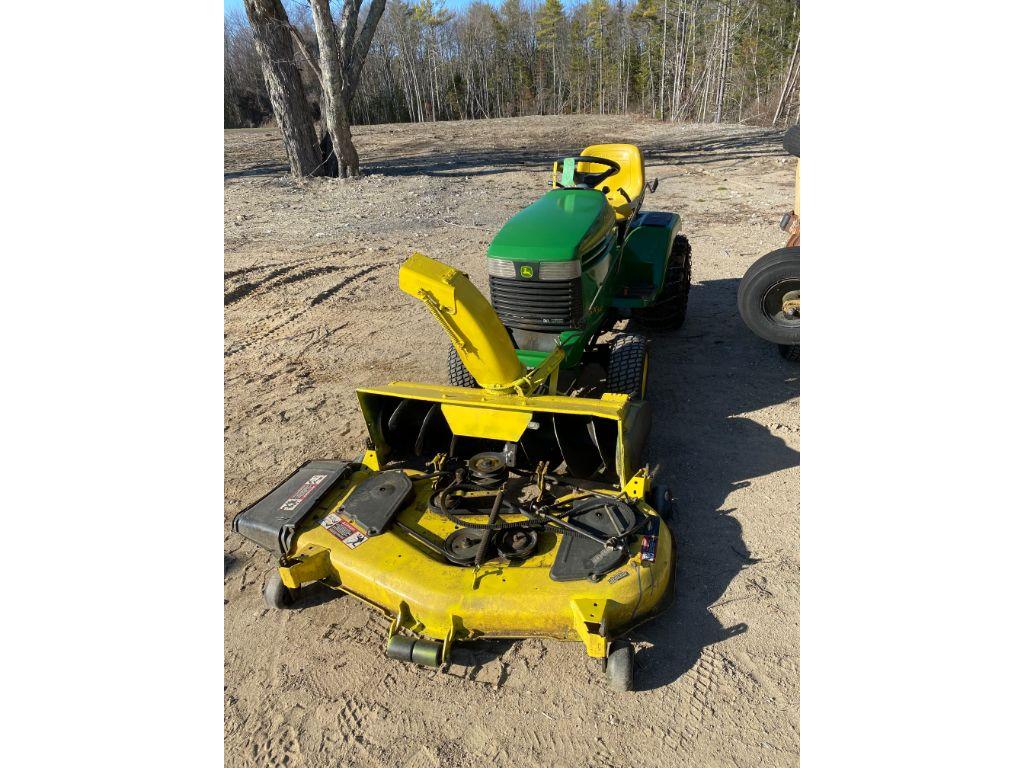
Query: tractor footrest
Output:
[[611, 286, 657, 309]]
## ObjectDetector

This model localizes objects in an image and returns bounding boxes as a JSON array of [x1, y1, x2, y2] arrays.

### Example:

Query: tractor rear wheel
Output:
[[607, 333, 649, 399], [635, 235, 691, 332], [447, 344, 477, 387]]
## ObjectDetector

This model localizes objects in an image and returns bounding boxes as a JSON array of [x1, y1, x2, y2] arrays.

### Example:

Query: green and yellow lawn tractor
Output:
[[233, 144, 690, 691], [449, 143, 692, 402]]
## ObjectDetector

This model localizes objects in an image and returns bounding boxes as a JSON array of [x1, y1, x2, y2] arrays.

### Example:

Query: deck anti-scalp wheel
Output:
[[263, 570, 298, 610], [650, 484, 675, 521], [606, 640, 636, 692]]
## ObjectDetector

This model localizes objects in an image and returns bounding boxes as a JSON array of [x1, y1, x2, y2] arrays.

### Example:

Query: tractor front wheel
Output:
[[635, 235, 692, 332], [607, 333, 649, 399], [738, 247, 800, 346], [447, 344, 478, 387]]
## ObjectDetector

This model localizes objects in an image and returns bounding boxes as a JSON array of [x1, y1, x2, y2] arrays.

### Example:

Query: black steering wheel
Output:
[[553, 156, 621, 189]]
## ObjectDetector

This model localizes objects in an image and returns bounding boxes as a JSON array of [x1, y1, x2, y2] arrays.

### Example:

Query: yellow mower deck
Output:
[[276, 458, 674, 662]]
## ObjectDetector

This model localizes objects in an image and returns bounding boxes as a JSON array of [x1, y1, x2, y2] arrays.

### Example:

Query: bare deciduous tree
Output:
[[227, 0, 799, 134], [241, 0, 387, 180], [242, 0, 323, 177], [297, 0, 387, 177]]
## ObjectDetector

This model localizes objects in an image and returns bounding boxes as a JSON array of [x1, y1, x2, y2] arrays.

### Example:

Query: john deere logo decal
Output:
[[520, 265, 534, 278]]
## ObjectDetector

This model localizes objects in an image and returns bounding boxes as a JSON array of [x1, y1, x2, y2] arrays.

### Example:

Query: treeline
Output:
[[225, 0, 799, 129]]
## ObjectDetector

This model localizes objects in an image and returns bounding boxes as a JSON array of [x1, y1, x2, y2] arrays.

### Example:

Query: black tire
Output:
[[606, 333, 649, 399], [606, 640, 635, 692], [447, 344, 477, 387], [263, 571, 298, 610], [783, 123, 800, 158], [650, 484, 675, 521], [738, 247, 800, 346], [635, 235, 692, 332]]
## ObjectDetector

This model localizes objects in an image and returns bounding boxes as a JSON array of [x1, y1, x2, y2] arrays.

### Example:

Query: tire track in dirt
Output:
[[225, 264, 386, 357], [682, 650, 719, 742], [310, 263, 389, 306], [225, 308, 305, 358], [224, 265, 302, 306], [270, 264, 343, 288], [225, 257, 351, 308], [224, 256, 333, 307], [224, 255, 319, 281]]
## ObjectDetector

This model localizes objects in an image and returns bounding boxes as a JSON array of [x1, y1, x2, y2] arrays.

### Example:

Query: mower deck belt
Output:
[[549, 499, 640, 582], [341, 470, 413, 536], [233, 460, 357, 554]]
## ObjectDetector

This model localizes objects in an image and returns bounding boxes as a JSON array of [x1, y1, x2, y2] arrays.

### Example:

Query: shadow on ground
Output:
[[632, 276, 799, 689], [225, 129, 786, 181], [225, 161, 289, 180], [363, 130, 786, 178]]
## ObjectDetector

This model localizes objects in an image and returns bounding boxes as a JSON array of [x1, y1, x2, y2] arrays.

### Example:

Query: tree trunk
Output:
[[773, 36, 800, 126], [309, 0, 359, 177], [659, 0, 667, 119], [242, 0, 322, 178]]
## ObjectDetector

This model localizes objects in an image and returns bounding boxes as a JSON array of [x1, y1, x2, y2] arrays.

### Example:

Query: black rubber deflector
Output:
[[549, 499, 638, 582], [341, 470, 413, 536], [233, 460, 356, 554]]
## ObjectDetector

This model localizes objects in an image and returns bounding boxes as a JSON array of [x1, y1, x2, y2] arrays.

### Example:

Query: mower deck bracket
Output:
[[623, 468, 651, 501], [571, 597, 611, 659], [279, 544, 331, 589]]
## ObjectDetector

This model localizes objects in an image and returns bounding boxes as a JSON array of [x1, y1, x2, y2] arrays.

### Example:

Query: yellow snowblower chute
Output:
[[397, 252, 564, 395]]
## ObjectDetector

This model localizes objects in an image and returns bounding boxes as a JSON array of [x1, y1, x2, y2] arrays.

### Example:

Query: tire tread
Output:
[[447, 344, 477, 387], [607, 333, 648, 399]]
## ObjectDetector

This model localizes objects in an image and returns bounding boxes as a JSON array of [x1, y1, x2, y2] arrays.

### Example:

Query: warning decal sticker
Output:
[[321, 512, 368, 549], [280, 474, 329, 512], [640, 535, 658, 563]]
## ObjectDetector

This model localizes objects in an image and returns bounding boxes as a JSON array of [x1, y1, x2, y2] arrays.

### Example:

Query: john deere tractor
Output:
[[448, 143, 692, 405], [233, 144, 691, 691]]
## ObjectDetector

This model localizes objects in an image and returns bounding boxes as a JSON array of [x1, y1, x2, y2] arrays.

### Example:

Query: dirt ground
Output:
[[224, 115, 799, 768]]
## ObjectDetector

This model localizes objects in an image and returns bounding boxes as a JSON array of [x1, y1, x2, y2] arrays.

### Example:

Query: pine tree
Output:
[[537, 0, 566, 113]]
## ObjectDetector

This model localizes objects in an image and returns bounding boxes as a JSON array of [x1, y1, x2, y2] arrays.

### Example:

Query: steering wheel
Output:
[[553, 156, 621, 189]]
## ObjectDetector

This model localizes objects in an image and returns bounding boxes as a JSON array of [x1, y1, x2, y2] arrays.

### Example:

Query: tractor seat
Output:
[[580, 143, 645, 221]]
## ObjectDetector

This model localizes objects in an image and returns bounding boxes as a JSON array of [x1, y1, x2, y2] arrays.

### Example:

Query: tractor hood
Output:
[[487, 189, 615, 262]]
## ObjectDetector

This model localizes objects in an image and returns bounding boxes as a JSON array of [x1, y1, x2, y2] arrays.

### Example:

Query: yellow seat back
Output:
[[580, 143, 645, 220]]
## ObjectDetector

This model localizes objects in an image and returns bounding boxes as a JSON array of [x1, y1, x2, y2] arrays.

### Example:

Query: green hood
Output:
[[487, 189, 615, 262]]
